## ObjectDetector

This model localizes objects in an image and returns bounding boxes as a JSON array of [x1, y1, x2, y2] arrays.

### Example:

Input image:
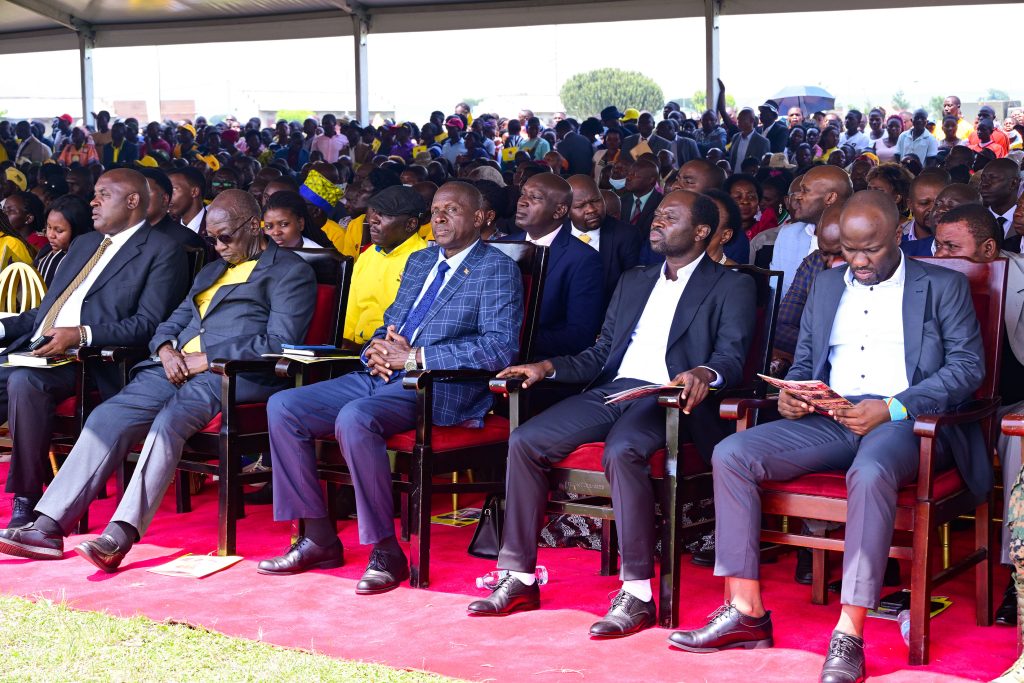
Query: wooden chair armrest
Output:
[[719, 395, 780, 421], [489, 377, 523, 395], [209, 359, 281, 376], [71, 346, 103, 361], [1003, 413, 1024, 437], [912, 398, 1000, 439], [401, 369, 499, 391], [272, 355, 362, 378], [99, 345, 150, 363]]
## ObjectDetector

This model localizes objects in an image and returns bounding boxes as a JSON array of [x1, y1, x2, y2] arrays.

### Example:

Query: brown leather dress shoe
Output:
[[589, 590, 656, 638], [355, 548, 409, 595], [467, 574, 540, 616], [74, 535, 127, 573], [668, 603, 773, 653], [257, 537, 344, 575], [0, 523, 63, 560], [820, 630, 865, 683]]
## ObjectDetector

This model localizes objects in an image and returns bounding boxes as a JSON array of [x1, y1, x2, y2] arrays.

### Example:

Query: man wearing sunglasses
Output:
[[0, 190, 318, 573]]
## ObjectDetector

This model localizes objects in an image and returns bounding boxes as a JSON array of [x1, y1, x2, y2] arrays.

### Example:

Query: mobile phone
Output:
[[28, 336, 52, 351]]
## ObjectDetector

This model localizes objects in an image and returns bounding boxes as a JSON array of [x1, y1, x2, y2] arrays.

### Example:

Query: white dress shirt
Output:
[[525, 229, 559, 248], [30, 221, 146, 344], [989, 204, 1016, 238], [615, 255, 721, 386], [734, 132, 753, 162], [571, 224, 601, 251], [827, 252, 910, 398], [183, 206, 206, 234]]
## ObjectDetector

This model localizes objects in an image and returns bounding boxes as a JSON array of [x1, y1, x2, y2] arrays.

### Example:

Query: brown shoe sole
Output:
[[0, 537, 63, 560]]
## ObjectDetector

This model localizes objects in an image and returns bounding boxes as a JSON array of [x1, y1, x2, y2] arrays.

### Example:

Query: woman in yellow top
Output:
[[343, 186, 428, 345], [56, 128, 100, 167], [0, 192, 40, 266]]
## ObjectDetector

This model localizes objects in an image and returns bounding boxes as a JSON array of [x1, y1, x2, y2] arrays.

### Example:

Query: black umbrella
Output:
[[771, 85, 836, 116]]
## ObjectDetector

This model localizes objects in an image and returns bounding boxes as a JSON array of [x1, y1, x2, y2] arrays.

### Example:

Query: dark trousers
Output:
[[268, 371, 417, 545], [497, 378, 666, 581], [711, 412, 951, 609], [4, 362, 77, 497]]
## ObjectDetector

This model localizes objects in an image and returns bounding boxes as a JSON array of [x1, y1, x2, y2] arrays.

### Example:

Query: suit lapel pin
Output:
[[463, 267, 470, 275]]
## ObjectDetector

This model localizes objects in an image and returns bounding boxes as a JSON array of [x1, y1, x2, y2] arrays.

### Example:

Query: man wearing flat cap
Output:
[[757, 100, 789, 153], [343, 185, 428, 346]]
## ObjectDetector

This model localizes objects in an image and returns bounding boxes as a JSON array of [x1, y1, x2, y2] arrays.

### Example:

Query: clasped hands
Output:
[[365, 325, 414, 381], [779, 390, 891, 436], [158, 344, 208, 386]]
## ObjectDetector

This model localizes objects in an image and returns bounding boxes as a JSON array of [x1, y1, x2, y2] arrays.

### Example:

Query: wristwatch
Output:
[[404, 349, 419, 372]]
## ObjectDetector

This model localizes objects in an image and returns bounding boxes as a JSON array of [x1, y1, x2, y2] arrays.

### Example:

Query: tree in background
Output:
[[276, 109, 317, 123], [984, 88, 1010, 101], [689, 90, 735, 114], [891, 90, 910, 111], [927, 96, 945, 121], [559, 68, 664, 119]]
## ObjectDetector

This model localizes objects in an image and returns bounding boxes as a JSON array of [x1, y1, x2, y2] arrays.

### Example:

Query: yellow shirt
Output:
[[418, 222, 434, 241], [1, 235, 34, 267], [323, 216, 365, 261], [343, 233, 427, 344], [322, 219, 348, 254], [182, 260, 257, 353]]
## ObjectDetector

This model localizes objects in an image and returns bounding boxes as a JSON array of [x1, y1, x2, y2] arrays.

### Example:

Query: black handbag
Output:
[[468, 493, 504, 559]]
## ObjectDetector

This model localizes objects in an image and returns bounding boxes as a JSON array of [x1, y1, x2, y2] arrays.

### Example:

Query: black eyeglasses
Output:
[[204, 216, 254, 246]]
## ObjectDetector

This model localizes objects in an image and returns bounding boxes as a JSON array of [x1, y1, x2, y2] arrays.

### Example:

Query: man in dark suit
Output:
[[258, 182, 523, 594], [0, 168, 189, 529], [100, 121, 139, 169], [503, 173, 604, 360], [567, 174, 640, 302], [620, 113, 673, 161], [727, 108, 772, 170], [139, 167, 207, 252], [0, 190, 316, 570], [620, 159, 663, 232], [555, 120, 594, 177], [757, 100, 789, 153], [468, 190, 756, 638], [670, 192, 986, 683]]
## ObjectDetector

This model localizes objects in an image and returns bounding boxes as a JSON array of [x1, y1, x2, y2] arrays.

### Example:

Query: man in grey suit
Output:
[[931, 204, 1024, 626], [670, 191, 986, 683], [727, 108, 772, 171], [620, 112, 672, 161], [0, 190, 316, 572]]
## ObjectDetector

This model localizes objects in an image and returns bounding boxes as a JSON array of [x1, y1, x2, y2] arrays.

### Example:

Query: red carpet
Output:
[[0, 461, 1014, 682]]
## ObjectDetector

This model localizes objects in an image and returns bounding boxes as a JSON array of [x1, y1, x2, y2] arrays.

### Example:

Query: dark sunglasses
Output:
[[204, 216, 254, 246]]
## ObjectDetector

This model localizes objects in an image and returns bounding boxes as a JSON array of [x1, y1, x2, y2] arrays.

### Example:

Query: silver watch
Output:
[[404, 349, 418, 372]]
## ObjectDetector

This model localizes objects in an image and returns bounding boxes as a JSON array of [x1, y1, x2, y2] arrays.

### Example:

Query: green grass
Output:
[[0, 595, 463, 682]]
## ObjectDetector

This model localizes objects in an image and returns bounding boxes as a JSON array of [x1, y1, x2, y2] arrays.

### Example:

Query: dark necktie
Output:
[[997, 216, 1008, 237], [400, 261, 450, 340], [631, 197, 643, 224]]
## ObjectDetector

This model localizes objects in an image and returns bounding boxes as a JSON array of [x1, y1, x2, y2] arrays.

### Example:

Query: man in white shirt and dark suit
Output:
[[727, 109, 771, 171]]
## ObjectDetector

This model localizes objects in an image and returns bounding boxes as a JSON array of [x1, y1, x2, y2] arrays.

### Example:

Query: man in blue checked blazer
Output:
[[260, 181, 524, 593]]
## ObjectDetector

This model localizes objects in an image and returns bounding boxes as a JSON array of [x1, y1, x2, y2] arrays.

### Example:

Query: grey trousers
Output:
[[998, 400, 1024, 565], [36, 367, 224, 538], [711, 412, 951, 609]]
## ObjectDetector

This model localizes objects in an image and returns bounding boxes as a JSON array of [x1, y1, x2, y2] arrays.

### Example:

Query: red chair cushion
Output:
[[385, 415, 510, 453], [304, 284, 337, 346], [762, 468, 966, 506], [553, 442, 672, 479], [55, 396, 77, 417], [199, 403, 269, 434]]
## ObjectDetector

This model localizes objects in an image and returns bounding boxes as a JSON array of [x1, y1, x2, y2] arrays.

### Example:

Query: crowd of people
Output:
[[0, 86, 1023, 683]]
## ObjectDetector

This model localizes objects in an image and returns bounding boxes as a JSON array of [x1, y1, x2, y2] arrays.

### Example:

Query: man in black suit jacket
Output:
[[139, 167, 207, 253], [727, 108, 772, 170], [1, 169, 189, 528], [620, 159, 663, 233], [503, 174, 603, 360], [671, 192, 985, 683], [757, 100, 789, 153], [567, 174, 639, 301], [469, 190, 756, 639], [101, 122, 139, 169], [554, 120, 594, 177], [0, 190, 316, 571], [620, 113, 673, 161]]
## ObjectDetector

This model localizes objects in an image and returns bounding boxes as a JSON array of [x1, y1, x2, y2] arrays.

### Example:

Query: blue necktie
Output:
[[400, 261, 450, 340]]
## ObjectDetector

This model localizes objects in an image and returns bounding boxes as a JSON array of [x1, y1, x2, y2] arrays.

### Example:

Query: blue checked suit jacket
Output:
[[366, 240, 524, 426]]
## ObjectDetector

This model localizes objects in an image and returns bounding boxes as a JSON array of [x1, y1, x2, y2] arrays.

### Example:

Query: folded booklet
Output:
[[147, 553, 243, 578], [756, 374, 853, 413], [603, 383, 679, 405]]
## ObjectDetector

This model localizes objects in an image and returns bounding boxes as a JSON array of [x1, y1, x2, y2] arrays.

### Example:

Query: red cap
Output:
[[444, 116, 465, 130], [58, 114, 73, 123]]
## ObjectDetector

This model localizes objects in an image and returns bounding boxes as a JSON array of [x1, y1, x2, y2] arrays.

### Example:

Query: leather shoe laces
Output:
[[827, 635, 858, 662]]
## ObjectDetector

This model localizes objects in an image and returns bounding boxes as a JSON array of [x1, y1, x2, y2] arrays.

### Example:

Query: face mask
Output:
[[609, 176, 627, 190]]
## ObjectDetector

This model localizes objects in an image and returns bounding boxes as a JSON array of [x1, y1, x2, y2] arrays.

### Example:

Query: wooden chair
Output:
[[721, 256, 1003, 665], [491, 265, 783, 628], [297, 241, 549, 588]]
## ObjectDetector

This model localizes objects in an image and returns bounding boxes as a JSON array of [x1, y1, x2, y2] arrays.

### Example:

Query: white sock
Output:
[[510, 570, 536, 586], [621, 579, 652, 602]]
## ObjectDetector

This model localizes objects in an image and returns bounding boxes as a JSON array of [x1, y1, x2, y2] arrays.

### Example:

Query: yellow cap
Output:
[[137, 155, 158, 168], [622, 108, 641, 122]]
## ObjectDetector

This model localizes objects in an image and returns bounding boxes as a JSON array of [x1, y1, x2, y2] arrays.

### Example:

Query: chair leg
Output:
[[975, 500, 992, 626], [75, 509, 89, 535], [811, 548, 829, 605], [909, 504, 935, 666], [219, 447, 239, 557], [175, 470, 192, 513], [400, 486, 410, 542], [600, 519, 618, 576], [659, 477, 683, 629], [409, 448, 432, 589]]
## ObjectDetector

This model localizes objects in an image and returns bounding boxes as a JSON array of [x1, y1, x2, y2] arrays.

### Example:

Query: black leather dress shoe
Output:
[[589, 590, 656, 638], [820, 630, 865, 683], [256, 537, 344, 575], [795, 548, 813, 585], [355, 548, 409, 594], [7, 496, 38, 529], [0, 523, 63, 560], [467, 574, 541, 615], [74, 535, 127, 573], [668, 603, 773, 653], [996, 575, 1017, 626]]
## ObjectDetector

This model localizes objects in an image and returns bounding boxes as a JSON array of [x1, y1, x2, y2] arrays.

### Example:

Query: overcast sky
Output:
[[2, 4, 1021, 124]]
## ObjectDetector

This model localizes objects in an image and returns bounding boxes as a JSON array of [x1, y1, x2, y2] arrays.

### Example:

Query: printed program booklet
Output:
[[147, 553, 244, 578], [756, 374, 854, 413]]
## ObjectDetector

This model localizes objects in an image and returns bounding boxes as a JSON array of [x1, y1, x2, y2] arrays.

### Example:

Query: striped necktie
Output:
[[38, 237, 113, 333]]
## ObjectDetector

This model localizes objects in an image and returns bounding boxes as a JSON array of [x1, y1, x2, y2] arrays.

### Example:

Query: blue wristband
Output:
[[885, 397, 908, 421]]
